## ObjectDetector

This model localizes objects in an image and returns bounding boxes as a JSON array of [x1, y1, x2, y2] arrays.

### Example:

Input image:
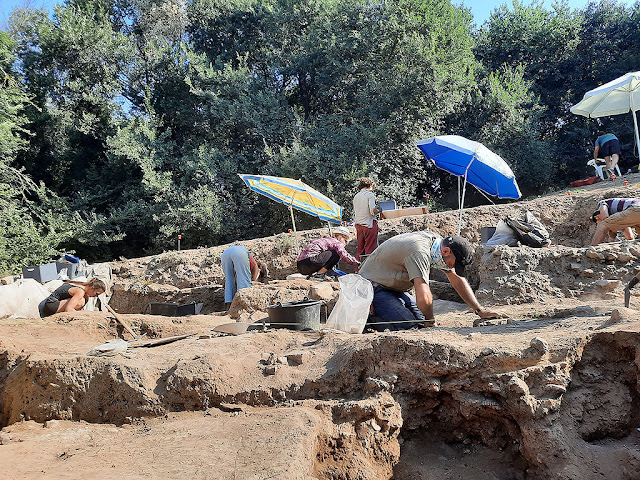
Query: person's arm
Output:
[[594, 144, 600, 161], [413, 277, 434, 320], [331, 239, 360, 266], [249, 255, 262, 281], [599, 204, 608, 217], [444, 270, 504, 319], [591, 223, 609, 245], [369, 194, 379, 215], [251, 264, 261, 281], [62, 287, 86, 312]]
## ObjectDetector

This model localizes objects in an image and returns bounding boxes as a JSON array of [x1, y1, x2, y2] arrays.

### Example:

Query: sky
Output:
[[0, 0, 637, 29]]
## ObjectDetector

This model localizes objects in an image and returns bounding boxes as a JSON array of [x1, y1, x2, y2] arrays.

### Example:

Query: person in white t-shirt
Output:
[[352, 177, 379, 260]]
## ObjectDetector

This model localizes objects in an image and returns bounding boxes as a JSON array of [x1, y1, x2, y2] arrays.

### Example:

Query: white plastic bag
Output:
[[326, 274, 374, 334]]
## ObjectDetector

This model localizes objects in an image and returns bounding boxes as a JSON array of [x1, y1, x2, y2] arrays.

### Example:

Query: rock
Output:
[[365, 377, 391, 392], [264, 365, 278, 375], [586, 248, 604, 260], [570, 263, 583, 271], [609, 309, 622, 324], [276, 356, 288, 365], [544, 384, 567, 396], [617, 253, 634, 262], [286, 351, 307, 365], [507, 376, 530, 395], [529, 337, 549, 355], [595, 279, 621, 292], [44, 420, 60, 429], [286, 273, 306, 280], [218, 403, 244, 413], [0, 434, 11, 445], [309, 283, 336, 302], [229, 283, 309, 318]]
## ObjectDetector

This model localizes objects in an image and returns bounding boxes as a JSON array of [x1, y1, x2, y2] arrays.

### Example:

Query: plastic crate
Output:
[[149, 302, 203, 316], [22, 263, 58, 283], [56, 261, 79, 279]]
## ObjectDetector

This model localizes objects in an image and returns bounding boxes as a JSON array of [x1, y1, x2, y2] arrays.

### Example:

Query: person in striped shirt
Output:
[[590, 197, 640, 245], [297, 226, 360, 279]]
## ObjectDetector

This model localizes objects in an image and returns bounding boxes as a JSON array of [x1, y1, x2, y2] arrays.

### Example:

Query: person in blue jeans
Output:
[[221, 245, 268, 310], [358, 230, 505, 331]]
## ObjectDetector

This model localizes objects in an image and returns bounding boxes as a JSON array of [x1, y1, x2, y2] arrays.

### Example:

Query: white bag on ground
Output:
[[326, 274, 374, 334]]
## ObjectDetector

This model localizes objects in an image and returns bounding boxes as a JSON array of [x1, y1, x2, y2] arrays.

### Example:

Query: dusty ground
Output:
[[2, 175, 640, 479]]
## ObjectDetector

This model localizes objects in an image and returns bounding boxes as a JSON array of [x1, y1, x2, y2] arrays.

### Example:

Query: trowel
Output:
[[212, 322, 252, 335]]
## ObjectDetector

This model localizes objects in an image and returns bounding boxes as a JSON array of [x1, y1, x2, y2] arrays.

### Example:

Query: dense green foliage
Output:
[[1, 0, 639, 273]]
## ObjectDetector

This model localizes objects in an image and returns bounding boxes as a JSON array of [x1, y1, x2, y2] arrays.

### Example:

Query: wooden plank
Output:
[[131, 334, 194, 348], [104, 304, 138, 340]]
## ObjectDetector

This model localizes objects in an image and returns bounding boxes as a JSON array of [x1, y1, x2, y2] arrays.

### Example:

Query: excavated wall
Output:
[[1, 313, 639, 479]]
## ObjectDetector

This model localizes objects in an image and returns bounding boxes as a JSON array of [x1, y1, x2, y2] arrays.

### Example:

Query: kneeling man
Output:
[[591, 198, 640, 245], [359, 230, 504, 331]]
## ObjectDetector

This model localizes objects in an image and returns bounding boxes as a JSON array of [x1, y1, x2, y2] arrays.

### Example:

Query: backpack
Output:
[[504, 216, 551, 248]]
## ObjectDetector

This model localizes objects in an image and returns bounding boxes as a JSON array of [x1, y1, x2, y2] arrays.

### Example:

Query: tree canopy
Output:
[[1, 0, 639, 274]]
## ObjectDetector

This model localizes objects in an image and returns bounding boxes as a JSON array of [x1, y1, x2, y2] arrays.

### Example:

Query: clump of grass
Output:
[[274, 234, 295, 254], [201, 249, 221, 266], [130, 278, 153, 295]]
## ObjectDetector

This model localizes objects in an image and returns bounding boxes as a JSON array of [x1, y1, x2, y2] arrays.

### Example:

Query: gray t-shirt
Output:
[[359, 231, 445, 291]]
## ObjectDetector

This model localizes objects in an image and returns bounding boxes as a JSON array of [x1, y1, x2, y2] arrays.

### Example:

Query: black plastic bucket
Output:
[[266, 299, 322, 330]]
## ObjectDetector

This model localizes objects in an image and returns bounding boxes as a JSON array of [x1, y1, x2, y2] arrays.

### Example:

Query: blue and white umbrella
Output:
[[417, 135, 521, 233]]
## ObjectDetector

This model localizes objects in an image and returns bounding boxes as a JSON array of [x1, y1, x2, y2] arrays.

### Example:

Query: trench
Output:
[[392, 392, 528, 480], [2, 307, 640, 479]]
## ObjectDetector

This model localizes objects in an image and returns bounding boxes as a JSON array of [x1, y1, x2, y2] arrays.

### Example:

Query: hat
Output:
[[443, 235, 474, 276], [332, 226, 351, 239]]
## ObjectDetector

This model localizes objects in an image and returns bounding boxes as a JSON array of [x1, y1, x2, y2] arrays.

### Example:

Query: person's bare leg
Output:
[[611, 153, 619, 169], [317, 267, 328, 274], [604, 155, 612, 169], [623, 226, 635, 240]]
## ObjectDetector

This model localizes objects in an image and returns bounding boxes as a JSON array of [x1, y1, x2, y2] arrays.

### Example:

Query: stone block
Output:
[[309, 283, 336, 302]]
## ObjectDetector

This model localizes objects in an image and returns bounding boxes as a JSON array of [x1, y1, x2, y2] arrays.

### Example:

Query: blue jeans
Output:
[[221, 245, 252, 303], [367, 286, 426, 331]]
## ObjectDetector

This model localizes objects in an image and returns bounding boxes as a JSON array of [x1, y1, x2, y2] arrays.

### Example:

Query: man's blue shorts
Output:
[[600, 139, 621, 157]]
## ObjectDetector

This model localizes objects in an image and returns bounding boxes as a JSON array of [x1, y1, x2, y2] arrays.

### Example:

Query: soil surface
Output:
[[2, 175, 640, 479]]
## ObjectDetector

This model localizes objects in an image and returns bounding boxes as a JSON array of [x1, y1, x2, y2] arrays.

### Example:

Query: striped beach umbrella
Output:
[[239, 174, 343, 252]]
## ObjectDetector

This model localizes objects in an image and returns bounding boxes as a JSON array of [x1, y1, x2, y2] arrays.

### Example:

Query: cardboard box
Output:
[[22, 263, 58, 283], [380, 206, 429, 220]]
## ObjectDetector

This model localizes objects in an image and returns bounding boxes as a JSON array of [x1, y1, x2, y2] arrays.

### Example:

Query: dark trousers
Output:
[[367, 286, 426, 331], [297, 250, 341, 275], [356, 221, 378, 260]]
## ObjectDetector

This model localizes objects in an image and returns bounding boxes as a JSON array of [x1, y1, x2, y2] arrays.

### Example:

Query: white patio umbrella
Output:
[[570, 71, 640, 160]]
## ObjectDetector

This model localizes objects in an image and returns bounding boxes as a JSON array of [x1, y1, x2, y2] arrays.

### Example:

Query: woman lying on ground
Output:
[[40, 278, 107, 318]]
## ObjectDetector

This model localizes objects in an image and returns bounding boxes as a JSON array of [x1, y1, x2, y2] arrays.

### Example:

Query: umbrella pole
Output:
[[289, 203, 300, 255], [632, 109, 640, 163], [327, 221, 333, 235], [458, 174, 468, 235]]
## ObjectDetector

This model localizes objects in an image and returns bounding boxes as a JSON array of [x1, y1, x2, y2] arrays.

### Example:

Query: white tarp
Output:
[[0, 262, 113, 318], [0, 279, 51, 318]]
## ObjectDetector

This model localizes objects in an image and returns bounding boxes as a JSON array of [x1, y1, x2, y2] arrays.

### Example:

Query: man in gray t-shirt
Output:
[[359, 231, 503, 330]]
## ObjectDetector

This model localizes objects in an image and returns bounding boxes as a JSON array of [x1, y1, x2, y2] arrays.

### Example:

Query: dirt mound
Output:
[[3, 176, 640, 479]]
